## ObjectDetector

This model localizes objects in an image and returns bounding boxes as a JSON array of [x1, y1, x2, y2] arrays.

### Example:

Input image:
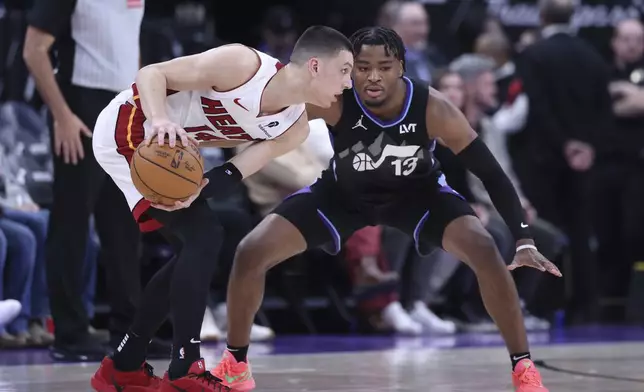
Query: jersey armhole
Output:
[[211, 44, 262, 93]]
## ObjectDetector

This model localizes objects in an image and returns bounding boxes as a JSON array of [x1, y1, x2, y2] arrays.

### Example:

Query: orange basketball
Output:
[[130, 138, 204, 206]]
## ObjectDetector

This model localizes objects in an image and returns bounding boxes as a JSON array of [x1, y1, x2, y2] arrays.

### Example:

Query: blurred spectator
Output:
[[378, 0, 447, 84], [474, 32, 528, 136], [0, 209, 37, 347], [345, 227, 398, 300], [23, 0, 163, 361], [379, 227, 458, 334], [344, 226, 418, 335], [376, 0, 400, 29], [474, 32, 530, 204], [451, 54, 566, 329], [0, 4, 32, 103], [594, 19, 644, 300], [482, 16, 505, 37], [257, 5, 298, 65], [516, 30, 540, 54], [0, 288, 21, 334], [435, 69, 465, 106], [452, 5, 503, 56], [0, 144, 99, 347], [516, 0, 613, 323]]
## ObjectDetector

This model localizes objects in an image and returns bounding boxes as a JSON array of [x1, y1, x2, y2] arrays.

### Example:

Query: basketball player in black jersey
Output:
[[214, 27, 560, 392]]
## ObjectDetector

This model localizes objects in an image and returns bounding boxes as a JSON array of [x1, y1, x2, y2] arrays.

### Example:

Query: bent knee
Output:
[[447, 217, 500, 264], [234, 232, 277, 274], [5, 225, 37, 254], [471, 230, 499, 256]]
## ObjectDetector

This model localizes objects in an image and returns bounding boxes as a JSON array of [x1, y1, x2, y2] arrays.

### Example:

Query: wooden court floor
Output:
[[0, 340, 642, 391]]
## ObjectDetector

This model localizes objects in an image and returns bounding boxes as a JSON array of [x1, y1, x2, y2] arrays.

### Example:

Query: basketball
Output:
[[130, 138, 204, 206]]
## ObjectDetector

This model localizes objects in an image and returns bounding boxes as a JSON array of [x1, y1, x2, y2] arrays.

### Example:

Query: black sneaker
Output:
[[50, 333, 108, 362]]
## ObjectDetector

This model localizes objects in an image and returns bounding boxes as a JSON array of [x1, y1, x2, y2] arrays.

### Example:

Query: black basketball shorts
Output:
[[272, 174, 476, 256]]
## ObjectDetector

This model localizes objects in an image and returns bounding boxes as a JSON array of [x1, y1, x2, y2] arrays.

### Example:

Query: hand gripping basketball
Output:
[[131, 128, 205, 208], [151, 178, 209, 211], [144, 118, 196, 148]]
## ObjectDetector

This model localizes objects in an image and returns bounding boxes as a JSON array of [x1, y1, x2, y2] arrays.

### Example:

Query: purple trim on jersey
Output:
[[284, 186, 312, 201], [353, 77, 414, 128], [439, 185, 465, 200], [281, 186, 340, 254], [413, 210, 431, 255], [316, 209, 341, 255]]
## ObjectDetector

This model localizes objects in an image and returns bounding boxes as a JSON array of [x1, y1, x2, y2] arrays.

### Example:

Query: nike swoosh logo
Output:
[[225, 371, 249, 384], [190, 338, 201, 344], [520, 223, 528, 228], [233, 98, 249, 111], [512, 354, 530, 361]]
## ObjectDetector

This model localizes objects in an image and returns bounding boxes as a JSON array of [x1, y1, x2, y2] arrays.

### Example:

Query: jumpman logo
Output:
[[352, 115, 367, 130]]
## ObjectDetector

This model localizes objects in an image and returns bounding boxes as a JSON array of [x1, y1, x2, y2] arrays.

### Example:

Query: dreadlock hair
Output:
[[349, 27, 407, 71]]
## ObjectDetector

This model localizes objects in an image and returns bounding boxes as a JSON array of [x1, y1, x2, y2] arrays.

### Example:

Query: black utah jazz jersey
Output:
[[320, 77, 441, 205]]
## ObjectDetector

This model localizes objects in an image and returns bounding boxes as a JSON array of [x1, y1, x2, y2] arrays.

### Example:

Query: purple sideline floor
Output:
[[0, 326, 643, 391]]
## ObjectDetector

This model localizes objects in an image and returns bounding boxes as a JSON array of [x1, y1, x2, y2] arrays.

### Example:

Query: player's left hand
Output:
[[151, 178, 209, 211], [508, 245, 562, 277]]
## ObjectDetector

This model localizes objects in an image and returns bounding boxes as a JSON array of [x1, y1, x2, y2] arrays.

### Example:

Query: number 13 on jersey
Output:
[[391, 157, 418, 176]]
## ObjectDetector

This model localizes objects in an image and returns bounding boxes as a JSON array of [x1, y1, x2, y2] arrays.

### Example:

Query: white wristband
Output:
[[516, 244, 537, 253]]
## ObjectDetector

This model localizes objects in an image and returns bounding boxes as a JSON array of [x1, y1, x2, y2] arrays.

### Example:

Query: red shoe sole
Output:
[[91, 375, 159, 392]]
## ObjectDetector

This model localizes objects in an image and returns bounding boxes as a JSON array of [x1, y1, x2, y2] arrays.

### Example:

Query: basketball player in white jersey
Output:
[[89, 26, 353, 392]]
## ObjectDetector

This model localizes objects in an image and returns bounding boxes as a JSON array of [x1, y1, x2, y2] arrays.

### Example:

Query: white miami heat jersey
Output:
[[124, 48, 305, 144]]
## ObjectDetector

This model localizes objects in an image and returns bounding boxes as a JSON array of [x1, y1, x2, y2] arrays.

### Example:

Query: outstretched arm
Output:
[[425, 88, 530, 244], [425, 88, 561, 276], [199, 112, 310, 199]]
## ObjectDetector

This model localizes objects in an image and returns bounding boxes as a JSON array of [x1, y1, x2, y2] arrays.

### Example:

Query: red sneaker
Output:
[[512, 359, 549, 391], [91, 356, 162, 392], [160, 359, 231, 392], [211, 350, 255, 391]]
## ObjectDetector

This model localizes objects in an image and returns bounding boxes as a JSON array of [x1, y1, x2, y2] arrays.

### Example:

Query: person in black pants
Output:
[[23, 0, 170, 361], [515, 0, 614, 324], [594, 19, 644, 300]]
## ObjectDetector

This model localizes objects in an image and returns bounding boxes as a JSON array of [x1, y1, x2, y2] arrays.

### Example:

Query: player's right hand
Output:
[[53, 112, 93, 165], [150, 178, 209, 212], [146, 118, 190, 148]]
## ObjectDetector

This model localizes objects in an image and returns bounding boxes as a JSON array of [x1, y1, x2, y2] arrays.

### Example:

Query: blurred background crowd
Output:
[[1, 0, 644, 362]]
